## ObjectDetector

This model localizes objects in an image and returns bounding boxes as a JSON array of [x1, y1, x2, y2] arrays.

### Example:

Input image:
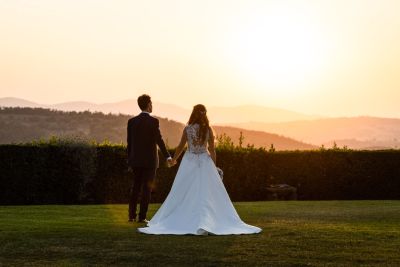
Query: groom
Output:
[[127, 94, 172, 223]]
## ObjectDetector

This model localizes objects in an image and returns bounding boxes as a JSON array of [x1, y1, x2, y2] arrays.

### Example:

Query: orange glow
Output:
[[1, 0, 400, 117]]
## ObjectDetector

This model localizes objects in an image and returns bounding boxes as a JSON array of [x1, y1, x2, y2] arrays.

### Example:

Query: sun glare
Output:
[[226, 7, 330, 94]]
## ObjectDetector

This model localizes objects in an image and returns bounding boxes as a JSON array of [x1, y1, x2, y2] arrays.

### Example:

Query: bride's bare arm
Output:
[[172, 128, 187, 164], [208, 127, 216, 165]]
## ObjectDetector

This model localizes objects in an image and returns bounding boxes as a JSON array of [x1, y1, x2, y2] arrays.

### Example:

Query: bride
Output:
[[138, 104, 261, 235]]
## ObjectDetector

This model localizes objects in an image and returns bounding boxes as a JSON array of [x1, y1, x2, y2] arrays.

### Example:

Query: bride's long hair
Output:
[[188, 104, 210, 144]]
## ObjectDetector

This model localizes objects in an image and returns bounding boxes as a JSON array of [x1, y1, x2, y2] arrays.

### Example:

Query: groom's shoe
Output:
[[128, 216, 137, 223], [138, 219, 149, 223]]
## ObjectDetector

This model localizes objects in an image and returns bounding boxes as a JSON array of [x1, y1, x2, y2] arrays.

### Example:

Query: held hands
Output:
[[167, 158, 177, 168]]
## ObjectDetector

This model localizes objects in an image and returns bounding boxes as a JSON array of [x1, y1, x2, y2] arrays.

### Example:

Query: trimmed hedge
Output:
[[1, 144, 399, 204]]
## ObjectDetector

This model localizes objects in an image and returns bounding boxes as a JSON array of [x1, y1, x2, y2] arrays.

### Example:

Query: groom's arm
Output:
[[127, 120, 133, 164], [126, 121, 133, 171], [155, 119, 171, 159], [127, 124, 130, 156]]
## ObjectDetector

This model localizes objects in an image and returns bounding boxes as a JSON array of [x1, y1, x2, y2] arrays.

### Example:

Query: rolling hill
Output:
[[0, 107, 316, 150], [230, 117, 400, 149], [0, 97, 320, 124], [2, 97, 399, 149]]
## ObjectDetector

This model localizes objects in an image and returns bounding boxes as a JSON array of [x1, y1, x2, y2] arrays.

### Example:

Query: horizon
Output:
[[2, 102, 400, 151], [4, 96, 400, 121], [1, 1, 400, 118]]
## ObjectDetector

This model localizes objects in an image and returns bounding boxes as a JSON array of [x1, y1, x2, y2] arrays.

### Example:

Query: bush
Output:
[[1, 141, 399, 204]]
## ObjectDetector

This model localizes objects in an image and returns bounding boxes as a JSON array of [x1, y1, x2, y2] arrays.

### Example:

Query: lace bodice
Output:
[[186, 124, 209, 154]]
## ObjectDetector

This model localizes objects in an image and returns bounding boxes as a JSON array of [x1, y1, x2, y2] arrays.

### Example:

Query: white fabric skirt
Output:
[[138, 151, 262, 235]]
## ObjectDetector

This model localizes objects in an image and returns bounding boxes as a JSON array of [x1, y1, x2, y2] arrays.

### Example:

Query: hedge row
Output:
[[1, 144, 399, 204]]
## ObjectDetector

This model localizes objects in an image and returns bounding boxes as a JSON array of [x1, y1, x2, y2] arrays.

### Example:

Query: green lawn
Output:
[[0, 201, 399, 267]]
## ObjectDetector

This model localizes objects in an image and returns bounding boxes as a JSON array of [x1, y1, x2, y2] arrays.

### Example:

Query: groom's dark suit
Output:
[[127, 112, 170, 221]]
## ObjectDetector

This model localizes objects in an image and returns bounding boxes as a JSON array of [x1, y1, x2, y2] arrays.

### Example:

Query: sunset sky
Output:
[[1, 0, 400, 117]]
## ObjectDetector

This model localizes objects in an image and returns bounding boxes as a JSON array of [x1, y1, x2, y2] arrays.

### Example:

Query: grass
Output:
[[0, 201, 399, 267]]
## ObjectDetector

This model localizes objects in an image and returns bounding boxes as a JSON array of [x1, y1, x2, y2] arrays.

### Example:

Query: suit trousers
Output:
[[128, 167, 157, 221]]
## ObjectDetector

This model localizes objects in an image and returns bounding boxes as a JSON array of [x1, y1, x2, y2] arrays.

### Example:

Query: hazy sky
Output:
[[1, 0, 400, 117]]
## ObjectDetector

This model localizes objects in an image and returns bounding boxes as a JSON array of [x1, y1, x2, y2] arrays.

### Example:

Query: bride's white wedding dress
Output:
[[138, 124, 262, 235]]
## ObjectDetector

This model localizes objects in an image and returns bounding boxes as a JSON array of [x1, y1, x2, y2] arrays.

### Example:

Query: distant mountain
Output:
[[52, 99, 191, 123], [52, 101, 99, 111], [230, 116, 400, 149], [0, 107, 316, 150], [0, 97, 320, 124], [0, 97, 42, 108], [212, 126, 316, 150], [3, 98, 399, 150]]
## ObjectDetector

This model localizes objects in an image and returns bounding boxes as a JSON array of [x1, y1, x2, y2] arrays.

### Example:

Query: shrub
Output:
[[1, 141, 399, 204]]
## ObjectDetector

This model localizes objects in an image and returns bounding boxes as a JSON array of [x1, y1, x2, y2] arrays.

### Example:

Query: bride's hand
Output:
[[166, 158, 176, 168], [167, 158, 173, 167], [170, 159, 177, 167]]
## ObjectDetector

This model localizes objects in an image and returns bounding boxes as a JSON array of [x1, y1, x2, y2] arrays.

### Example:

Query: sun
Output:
[[225, 8, 330, 94]]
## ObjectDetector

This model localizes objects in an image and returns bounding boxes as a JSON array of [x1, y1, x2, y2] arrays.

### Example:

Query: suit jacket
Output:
[[127, 112, 170, 169]]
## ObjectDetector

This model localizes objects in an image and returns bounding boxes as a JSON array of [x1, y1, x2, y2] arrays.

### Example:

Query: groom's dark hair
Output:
[[137, 94, 151, 110]]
